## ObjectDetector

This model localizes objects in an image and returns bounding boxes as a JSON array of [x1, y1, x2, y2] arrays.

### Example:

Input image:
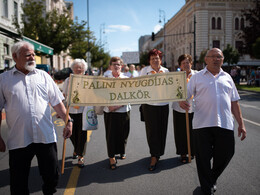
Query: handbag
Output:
[[94, 106, 104, 115], [82, 106, 98, 130]]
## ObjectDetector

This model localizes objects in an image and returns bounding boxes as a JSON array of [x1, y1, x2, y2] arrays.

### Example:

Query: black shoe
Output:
[[73, 152, 78, 159], [78, 157, 84, 168], [148, 157, 159, 171], [109, 158, 117, 170]]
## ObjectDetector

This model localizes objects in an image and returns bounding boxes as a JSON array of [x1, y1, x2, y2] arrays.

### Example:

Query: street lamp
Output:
[[100, 23, 105, 47], [159, 9, 166, 67]]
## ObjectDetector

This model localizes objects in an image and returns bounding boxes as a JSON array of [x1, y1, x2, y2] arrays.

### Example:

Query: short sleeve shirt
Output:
[[188, 67, 240, 130], [0, 67, 64, 150]]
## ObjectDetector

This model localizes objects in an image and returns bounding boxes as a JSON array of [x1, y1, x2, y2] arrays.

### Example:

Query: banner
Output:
[[67, 72, 187, 106]]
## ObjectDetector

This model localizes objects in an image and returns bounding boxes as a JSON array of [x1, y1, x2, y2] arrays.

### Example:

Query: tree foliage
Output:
[[223, 44, 240, 72], [13, 0, 110, 67], [198, 49, 207, 65], [13, 0, 73, 55], [241, 0, 260, 57], [139, 51, 149, 66], [252, 37, 260, 59]]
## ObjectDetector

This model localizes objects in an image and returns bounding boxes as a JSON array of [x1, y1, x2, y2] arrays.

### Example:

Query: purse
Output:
[[82, 106, 98, 130]]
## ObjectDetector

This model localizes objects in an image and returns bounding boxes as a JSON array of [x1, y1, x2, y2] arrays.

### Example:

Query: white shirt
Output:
[[187, 66, 240, 131], [0, 67, 64, 150], [103, 73, 131, 113], [172, 69, 198, 113], [140, 65, 169, 106], [63, 77, 84, 114], [125, 70, 139, 78]]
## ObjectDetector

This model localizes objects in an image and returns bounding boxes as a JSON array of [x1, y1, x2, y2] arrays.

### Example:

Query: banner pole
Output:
[[61, 106, 70, 174], [61, 74, 72, 174], [185, 110, 191, 163]]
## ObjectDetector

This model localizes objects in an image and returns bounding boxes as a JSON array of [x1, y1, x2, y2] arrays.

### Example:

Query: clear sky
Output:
[[71, 0, 186, 57]]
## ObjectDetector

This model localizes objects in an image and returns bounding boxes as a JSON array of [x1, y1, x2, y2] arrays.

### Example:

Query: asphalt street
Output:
[[0, 90, 259, 195]]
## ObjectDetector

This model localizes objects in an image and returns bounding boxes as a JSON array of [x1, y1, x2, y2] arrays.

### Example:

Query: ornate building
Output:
[[140, 0, 259, 71]]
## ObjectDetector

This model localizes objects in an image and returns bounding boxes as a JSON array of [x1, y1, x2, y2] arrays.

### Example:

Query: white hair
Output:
[[11, 41, 34, 57], [71, 59, 88, 71]]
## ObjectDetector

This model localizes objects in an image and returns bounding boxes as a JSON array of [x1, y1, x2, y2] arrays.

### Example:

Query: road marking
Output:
[[52, 111, 93, 195], [244, 118, 260, 127], [64, 166, 81, 195], [240, 103, 260, 111]]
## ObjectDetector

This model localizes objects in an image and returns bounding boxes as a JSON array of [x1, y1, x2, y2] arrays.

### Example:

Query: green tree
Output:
[[139, 51, 149, 66], [198, 49, 207, 65], [13, 0, 74, 55], [69, 18, 110, 69], [241, 0, 260, 57], [223, 44, 240, 72], [252, 37, 260, 59]]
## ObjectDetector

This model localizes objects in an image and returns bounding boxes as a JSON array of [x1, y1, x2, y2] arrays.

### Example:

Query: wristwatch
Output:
[[68, 118, 74, 123]]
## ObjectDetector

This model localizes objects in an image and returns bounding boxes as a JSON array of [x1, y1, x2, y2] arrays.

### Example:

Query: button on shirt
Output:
[[188, 67, 240, 131], [0, 67, 64, 150], [140, 65, 169, 106]]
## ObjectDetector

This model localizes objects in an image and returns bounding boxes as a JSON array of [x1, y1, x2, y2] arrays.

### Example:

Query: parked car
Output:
[[54, 67, 72, 80], [36, 64, 52, 74]]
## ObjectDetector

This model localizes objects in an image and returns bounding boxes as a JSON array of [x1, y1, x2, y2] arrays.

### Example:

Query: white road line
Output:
[[240, 103, 260, 111], [243, 118, 260, 127]]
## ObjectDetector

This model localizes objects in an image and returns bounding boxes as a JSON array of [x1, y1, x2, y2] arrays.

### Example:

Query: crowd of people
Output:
[[0, 41, 247, 195]]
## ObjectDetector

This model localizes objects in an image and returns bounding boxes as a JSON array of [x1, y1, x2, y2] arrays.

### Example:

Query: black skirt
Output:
[[172, 110, 194, 156], [104, 111, 130, 158], [142, 104, 169, 157]]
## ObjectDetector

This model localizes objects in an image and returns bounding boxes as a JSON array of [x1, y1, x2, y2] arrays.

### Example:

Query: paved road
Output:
[[0, 90, 259, 195]]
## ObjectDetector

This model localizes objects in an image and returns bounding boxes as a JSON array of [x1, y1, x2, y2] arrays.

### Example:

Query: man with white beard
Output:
[[0, 41, 72, 195]]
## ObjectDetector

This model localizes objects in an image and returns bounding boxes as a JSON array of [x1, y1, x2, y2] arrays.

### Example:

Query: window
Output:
[[240, 18, 245, 30], [14, 1, 18, 20], [217, 17, 221, 29], [3, 44, 9, 55], [213, 40, 220, 49], [3, 0, 8, 18], [212, 17, 216, 29], [235, 18, 239, 30]]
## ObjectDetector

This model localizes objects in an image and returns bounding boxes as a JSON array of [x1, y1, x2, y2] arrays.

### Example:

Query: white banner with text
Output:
[[67, 72, 187, 106]]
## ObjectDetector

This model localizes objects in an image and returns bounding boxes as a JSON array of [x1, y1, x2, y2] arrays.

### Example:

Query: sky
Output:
[[71, 0, 186, 57]]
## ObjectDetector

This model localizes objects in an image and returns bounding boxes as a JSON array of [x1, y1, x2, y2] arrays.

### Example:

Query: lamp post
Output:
[[100, 23, 105, 47], [159, 9, 166, 67]]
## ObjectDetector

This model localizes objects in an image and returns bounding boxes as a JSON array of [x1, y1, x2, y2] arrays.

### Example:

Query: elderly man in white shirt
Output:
[[180, 48, 246, 195], [0, 41, 72, 195]]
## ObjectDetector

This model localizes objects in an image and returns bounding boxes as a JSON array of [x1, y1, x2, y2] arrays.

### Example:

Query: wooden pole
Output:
[[185, 110, 191, 163], [61, 107, 70, 174]]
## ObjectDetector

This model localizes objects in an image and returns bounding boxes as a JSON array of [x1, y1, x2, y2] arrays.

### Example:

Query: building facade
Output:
[[140, 0, 259, 71], [0, 0, 73, 73], [0, 0, 23, 72]]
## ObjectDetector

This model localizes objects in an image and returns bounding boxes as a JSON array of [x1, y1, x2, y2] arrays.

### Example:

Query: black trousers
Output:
[[193, 127, 234, 194], [104, 111, 130, 158], [9, 143, 59, 195], [70, 113, 87, 157], [143, 104, 169, 157], [173, 110, 194, 156]]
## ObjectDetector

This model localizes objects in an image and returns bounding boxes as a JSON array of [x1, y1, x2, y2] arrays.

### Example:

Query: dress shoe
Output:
[[148, 156, 159, 171]]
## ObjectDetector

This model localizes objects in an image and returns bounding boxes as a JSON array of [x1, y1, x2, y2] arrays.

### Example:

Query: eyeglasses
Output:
[[206, 56, 224, 59]]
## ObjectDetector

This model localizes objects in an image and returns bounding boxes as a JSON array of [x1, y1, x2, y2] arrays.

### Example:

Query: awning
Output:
[[23, 36, 53, 55], [223, 61, 260, 66]]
